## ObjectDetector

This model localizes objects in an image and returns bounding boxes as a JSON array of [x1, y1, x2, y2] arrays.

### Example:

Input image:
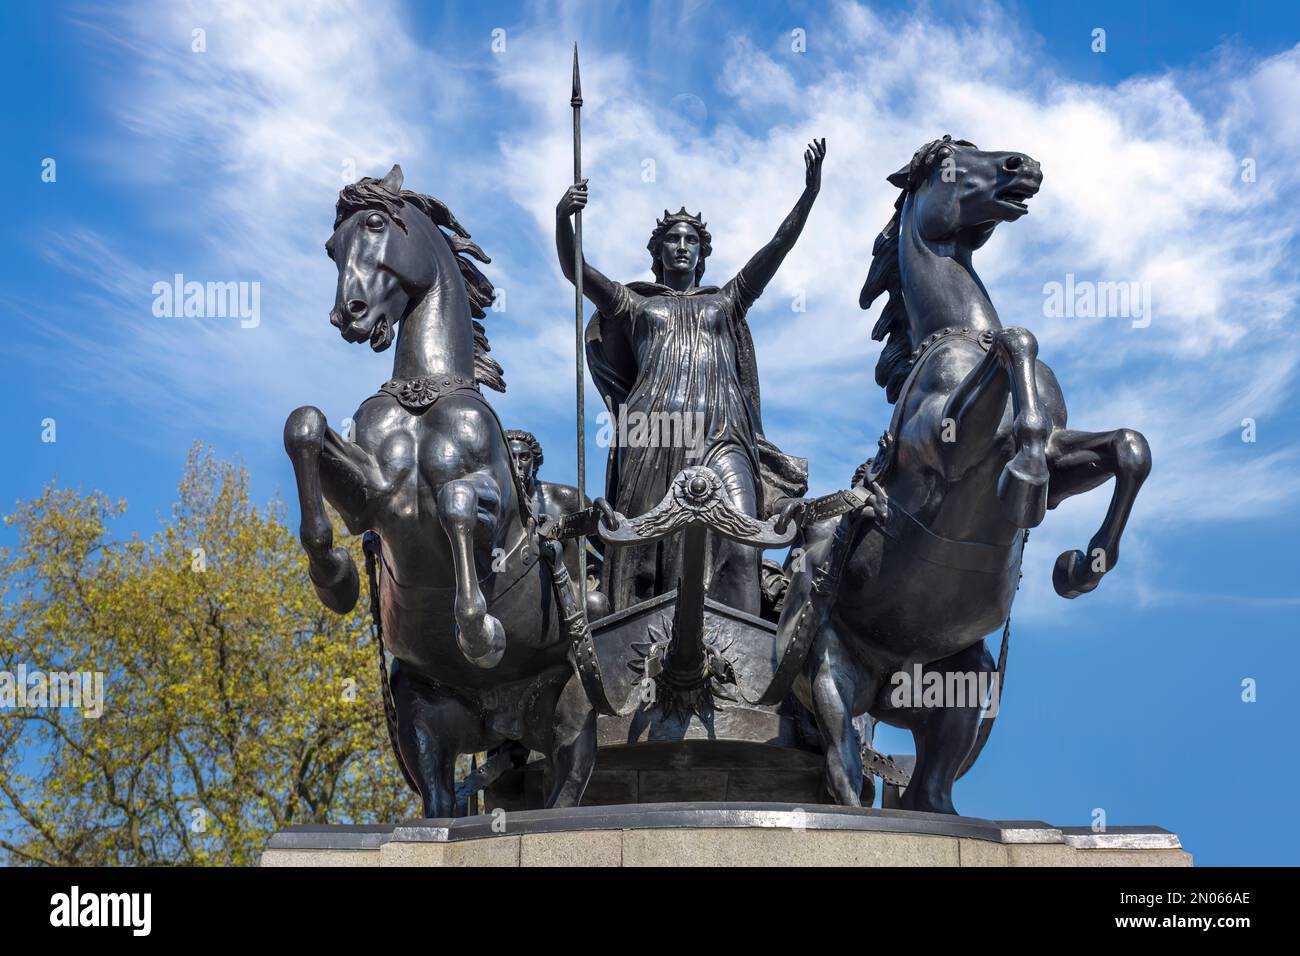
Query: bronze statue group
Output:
[[284, 132, 1149, 817]]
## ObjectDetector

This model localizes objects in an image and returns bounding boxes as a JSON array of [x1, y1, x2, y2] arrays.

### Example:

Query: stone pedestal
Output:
[[260, 803, 1191, 867]]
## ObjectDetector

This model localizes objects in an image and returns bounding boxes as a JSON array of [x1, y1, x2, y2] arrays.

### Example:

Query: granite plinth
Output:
[[260, 803, 1191, 867]]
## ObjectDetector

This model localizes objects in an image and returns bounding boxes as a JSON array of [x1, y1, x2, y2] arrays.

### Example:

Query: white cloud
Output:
[[486, 3, 1300, 614], [41, 0, 486, 437], [39, 0, 1300, 615]]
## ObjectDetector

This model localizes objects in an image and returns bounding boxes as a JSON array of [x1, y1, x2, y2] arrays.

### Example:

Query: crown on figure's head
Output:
[[655, 206, 708, 232], [647, 207, 713, 282]]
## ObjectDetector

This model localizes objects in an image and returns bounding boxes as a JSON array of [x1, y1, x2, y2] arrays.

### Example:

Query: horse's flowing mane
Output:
[[335, 178, 506, 392], [860, 136, 975, 404], [860, 190, 911, 404]]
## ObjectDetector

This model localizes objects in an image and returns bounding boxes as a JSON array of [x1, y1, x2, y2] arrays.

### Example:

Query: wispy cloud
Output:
[[36, 0, 1300, 615], [42, 0, 485, 437]]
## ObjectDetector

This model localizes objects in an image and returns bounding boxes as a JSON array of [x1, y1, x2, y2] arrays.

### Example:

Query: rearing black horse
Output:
[[283, 166, 612, 817], [766, 137, 1151, 813]]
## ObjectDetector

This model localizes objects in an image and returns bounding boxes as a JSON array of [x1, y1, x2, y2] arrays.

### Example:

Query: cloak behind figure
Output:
[[586, 281, 808, 610]]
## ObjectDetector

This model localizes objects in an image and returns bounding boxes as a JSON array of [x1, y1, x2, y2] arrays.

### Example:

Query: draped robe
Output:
[[585, 277, 808, 612]]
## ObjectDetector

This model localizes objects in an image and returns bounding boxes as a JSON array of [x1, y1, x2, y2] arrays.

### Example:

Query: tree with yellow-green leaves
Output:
[[0, 444, 419, 865]]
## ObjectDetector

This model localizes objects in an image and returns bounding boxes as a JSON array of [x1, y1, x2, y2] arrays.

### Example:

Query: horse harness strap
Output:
[[755, 489, 876, 707], [881, 503, 1023, 574], [530, 505, 622, 716], [537, 506, 605, 542], [536, 538, 620, 717], [362, 533, 419, 795], [375, 375, 481, 413], [798, 485, 875, 525], [956, 609, 1013, 781], [862, 747, 913, 788]]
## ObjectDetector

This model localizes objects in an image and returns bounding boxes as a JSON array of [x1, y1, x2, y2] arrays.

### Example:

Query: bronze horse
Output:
[[765, 138, 1151, 813], [283, 166, 611, 817]]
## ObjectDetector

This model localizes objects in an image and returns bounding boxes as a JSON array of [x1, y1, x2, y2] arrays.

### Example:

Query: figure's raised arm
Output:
[[556, 180, 632, 319], [734, 139, 825, 300]]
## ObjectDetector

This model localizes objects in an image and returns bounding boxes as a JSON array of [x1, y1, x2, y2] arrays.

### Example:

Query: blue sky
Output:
[[3, 0, 1298, 865]]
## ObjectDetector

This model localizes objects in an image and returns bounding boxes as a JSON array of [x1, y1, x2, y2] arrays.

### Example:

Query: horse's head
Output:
[[327, 165, 502, 356], [863, 137, 1044, 403], [324, 166, 505, 391], [889, 136, 1042, 250], [327, 166, 425, 350]]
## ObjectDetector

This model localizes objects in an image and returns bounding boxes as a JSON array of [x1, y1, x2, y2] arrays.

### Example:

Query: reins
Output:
[[362, 532, 419, 795]]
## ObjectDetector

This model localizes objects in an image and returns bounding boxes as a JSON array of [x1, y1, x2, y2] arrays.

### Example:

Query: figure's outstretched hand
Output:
[[804, 138, 827, 193], [557, 179, 589, 219]]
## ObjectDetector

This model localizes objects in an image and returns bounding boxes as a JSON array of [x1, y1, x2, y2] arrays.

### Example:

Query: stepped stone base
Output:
[[260, 803, 1191, 867]]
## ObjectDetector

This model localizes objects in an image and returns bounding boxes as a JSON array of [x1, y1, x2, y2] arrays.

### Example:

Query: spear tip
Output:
[[571, 43, 582, 106]]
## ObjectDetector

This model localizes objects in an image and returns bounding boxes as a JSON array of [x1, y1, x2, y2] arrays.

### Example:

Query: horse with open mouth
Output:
[[763, 137, 1152, 813], [283, 165, 614, 817]]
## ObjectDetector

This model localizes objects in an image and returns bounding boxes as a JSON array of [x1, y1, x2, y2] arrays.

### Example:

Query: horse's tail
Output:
[[955, 614, 1010, 780]]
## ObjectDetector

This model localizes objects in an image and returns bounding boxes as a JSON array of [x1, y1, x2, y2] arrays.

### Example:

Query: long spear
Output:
[[571, 44, 587, 591]]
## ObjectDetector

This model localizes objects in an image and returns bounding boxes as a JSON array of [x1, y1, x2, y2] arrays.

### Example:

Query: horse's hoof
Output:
[[457, 614, 506, 669], [1053, 549, 1101, 599], [997, 454, 1048, 528], [309, 547, 360, 614], [899, 788, 957, 815]]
